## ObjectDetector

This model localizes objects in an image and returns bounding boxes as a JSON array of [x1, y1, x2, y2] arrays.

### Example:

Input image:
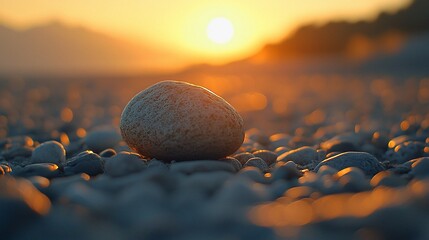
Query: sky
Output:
[[0, 0, 412, 69]]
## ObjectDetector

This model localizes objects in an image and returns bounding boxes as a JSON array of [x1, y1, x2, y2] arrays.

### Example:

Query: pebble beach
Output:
[[1, 74, 428, 240]]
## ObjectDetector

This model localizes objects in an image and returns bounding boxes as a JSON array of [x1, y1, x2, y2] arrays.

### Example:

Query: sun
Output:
[[206, 17, 234, 44]]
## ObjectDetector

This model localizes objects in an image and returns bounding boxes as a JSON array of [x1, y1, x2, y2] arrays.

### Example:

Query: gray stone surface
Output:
[[120, 81, 244, 161]]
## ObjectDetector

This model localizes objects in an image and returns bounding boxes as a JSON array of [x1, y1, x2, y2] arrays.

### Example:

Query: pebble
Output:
[[219, 157, 242, 172], [243, 157, 268, 171], [252, 150, 278, 166], [179, 171, 232, 196], [10, 163, 62, 178], [385, 141, 426, 164], [84, 126, 122, 153], [28, 176, 51, 190], [31, 141, 66, 165], [120, 81, 244, 161], [3, 78, 429, 239], [0, 176, 51, 216], [64, 151, 103, 176], [0, 163, 12, 174], [147, 158, 169, 170], [44, 174, 90, 200], [246, 128, 271, 146], [215, 178, 269, 205], [316, 165, 338, 177], [277, 146, 317, 166], [233, 152, 255, 165], [104, 151, 147, 177], [2, 146, 33, 165], [271, 161, 303, 181], [236, 167, 266, 183], [274, 146, 290, 155], [320, 133, 360, 153], [99, 148, 117, 158], [314, 152, 385, 176], [269, 133, 292, 149], [170, 160, 236, 174], [370, 171, 408, 187], [409, 157, 429, 179], [334, 167, 371, 192]]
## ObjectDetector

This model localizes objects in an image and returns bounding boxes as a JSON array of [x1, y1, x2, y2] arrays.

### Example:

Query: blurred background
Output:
[[0, 0, 428, 140]]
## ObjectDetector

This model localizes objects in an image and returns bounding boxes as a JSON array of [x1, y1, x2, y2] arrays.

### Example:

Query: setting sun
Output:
[[206, 17, 234, 44]]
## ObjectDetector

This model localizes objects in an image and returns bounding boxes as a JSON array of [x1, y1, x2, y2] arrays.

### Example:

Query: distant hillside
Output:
[[251, 0, 429, 62], [0, 21, 179, 75]]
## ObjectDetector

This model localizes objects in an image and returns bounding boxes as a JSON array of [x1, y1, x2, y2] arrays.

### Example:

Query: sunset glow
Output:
[[0, 0, 413, 72]]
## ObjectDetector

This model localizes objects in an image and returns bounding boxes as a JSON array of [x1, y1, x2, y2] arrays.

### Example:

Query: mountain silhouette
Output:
[[0, 21, 179, 75], [251, 0, 429, 62]]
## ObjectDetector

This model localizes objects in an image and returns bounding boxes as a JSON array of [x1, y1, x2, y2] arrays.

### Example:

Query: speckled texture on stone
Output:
[[120, 81, 245, 161]]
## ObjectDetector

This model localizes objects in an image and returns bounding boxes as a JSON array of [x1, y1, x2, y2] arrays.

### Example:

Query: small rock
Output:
[[215, 178, 269, 205], [31, 141, 66, 165], [99, 148, 117, 158], [277, 146, 317, 166], [237, 167, 266, 183], [233, 152, 255, 165], [317, 165, 338, 177], [2, 146, 33, 162], [147, 159, 168, 170], [219, 157, 242, 172], [320, 133, 360, 153], [243, 157, 268, 171], [370, 171, 408, 187], [11, 163, 61, 178], [385, 141, 425, 164], [272, 161, 303, 181], [64, 151, 103, 176], [252, 150, 278, 166], [45, 174, 90, 200], [388, 135, 414, 148], [314, 152, 385, 176], [316, 149, 327, 160], [104, 152, 147, 177], [28, 176, 50, 190], [85, 127, 122, 153], [269, 133, 292, 149], [170, 160, 236, 174], [179, 171, 232, 196], [334, 167, 371, 192], [274, 146, 290, 155], [120, 81, 245, 161], [0, 176, 51, 228], [410, 157, 429, 179], [0, 163, 12, 174], [246, 128, 270, 146]]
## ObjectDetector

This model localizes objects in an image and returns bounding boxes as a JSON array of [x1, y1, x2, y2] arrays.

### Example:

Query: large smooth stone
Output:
[[314, 152, 385, 176], [120, 81, 244, 161]]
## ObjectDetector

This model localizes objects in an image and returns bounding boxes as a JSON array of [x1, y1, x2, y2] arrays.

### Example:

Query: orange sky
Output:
[[0, 0, 412, 71]]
